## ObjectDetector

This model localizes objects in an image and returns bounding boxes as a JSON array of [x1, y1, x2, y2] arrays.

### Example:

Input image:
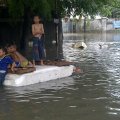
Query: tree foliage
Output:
[[1, 0, 120, 19], [7, 0, 55, 19], [60, 0, 120, 17]]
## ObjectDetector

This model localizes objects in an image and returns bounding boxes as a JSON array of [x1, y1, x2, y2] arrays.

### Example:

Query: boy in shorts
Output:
[[6, 43, 33, 67], [32, 15, 45, 65]]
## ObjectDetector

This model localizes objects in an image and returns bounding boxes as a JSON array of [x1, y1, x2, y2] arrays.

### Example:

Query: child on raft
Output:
[[32, 15, 45, 65], [0, 47, 19, 85], [6, 43, 33, 68]]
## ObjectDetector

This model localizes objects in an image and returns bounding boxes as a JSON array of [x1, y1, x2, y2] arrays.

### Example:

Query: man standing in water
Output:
[[32, 15, 45, 65]]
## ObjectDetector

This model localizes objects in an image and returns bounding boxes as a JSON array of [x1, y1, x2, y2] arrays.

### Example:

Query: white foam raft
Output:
[[3, 65, 74, 87]]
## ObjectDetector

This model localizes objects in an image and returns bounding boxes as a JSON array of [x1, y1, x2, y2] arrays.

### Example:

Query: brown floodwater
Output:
[[1, 32, 120, 120]]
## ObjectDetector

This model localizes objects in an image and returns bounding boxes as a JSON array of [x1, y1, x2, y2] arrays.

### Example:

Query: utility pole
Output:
[[54, 0, 59, 46], [54, 0, 59, 59], [83, 16, 87, 33]]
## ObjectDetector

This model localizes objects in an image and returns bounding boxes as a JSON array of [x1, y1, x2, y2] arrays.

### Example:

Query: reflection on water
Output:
[[1, 33, 120, 120], [5, 77, 74, 95]]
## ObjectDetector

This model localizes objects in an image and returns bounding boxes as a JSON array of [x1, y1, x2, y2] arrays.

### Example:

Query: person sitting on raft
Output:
[[6, 43, 34, 68], [0, 47, 19, 85]]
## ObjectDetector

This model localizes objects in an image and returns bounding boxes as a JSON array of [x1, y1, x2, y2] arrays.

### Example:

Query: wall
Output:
[[62, 18, 116, 33]]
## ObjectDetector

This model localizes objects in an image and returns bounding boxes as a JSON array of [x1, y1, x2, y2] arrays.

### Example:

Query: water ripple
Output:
[[1, 33, 120, 120]]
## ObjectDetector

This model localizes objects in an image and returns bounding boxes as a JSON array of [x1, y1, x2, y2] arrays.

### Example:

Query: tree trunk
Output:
[[20, 7, 31, 51], [58, 19, 63, 59]]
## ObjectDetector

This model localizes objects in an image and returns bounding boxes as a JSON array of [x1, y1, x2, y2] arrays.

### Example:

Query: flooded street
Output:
[[1, 33, 120, 120]]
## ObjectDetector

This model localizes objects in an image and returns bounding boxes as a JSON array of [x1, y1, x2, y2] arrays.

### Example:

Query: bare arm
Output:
[[41, 24, 44, 34], [32, 24, 44, 36], [11, 62, 16, 72], [32, 24, 36, 36], [32, 24, 40, 36]]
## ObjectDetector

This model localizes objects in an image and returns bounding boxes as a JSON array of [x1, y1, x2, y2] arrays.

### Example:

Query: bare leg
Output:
[[27, 61, 34, 67], [41, 60, 44, 65], [33, 60, 35, 67]]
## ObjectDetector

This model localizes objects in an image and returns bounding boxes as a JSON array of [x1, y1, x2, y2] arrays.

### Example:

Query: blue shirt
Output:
[[0, 55, 16, 73]]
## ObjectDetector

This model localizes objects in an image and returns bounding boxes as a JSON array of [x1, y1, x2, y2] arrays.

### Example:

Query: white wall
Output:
[[62, 18, 115, 33]]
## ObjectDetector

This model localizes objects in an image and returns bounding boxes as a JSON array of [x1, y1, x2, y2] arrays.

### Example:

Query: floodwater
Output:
[[1, 32, 120, 120]]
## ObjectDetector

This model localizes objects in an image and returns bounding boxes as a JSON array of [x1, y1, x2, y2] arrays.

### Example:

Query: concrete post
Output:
[[101, 17, 107, 31]]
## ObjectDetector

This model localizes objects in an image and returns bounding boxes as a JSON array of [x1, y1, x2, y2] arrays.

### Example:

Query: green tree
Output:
[[1, 0, 119, 19], [6, 0, 55, 19], [61, 0, 119, 17]]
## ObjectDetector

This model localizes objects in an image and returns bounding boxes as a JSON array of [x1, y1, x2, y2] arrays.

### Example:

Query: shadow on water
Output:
[[1, 33, 120, 120]]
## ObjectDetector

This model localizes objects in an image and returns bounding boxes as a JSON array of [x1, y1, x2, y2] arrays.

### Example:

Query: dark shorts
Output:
[[0, 72, 6, 85], [32, 37, 45, 61]]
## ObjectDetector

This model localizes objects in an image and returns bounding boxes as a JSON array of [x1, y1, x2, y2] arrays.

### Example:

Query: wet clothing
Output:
[[0, 72, 6, 85], [0, 56, 14, 72], [32, 37, 45, 61], [0, 55, 19, 85]]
